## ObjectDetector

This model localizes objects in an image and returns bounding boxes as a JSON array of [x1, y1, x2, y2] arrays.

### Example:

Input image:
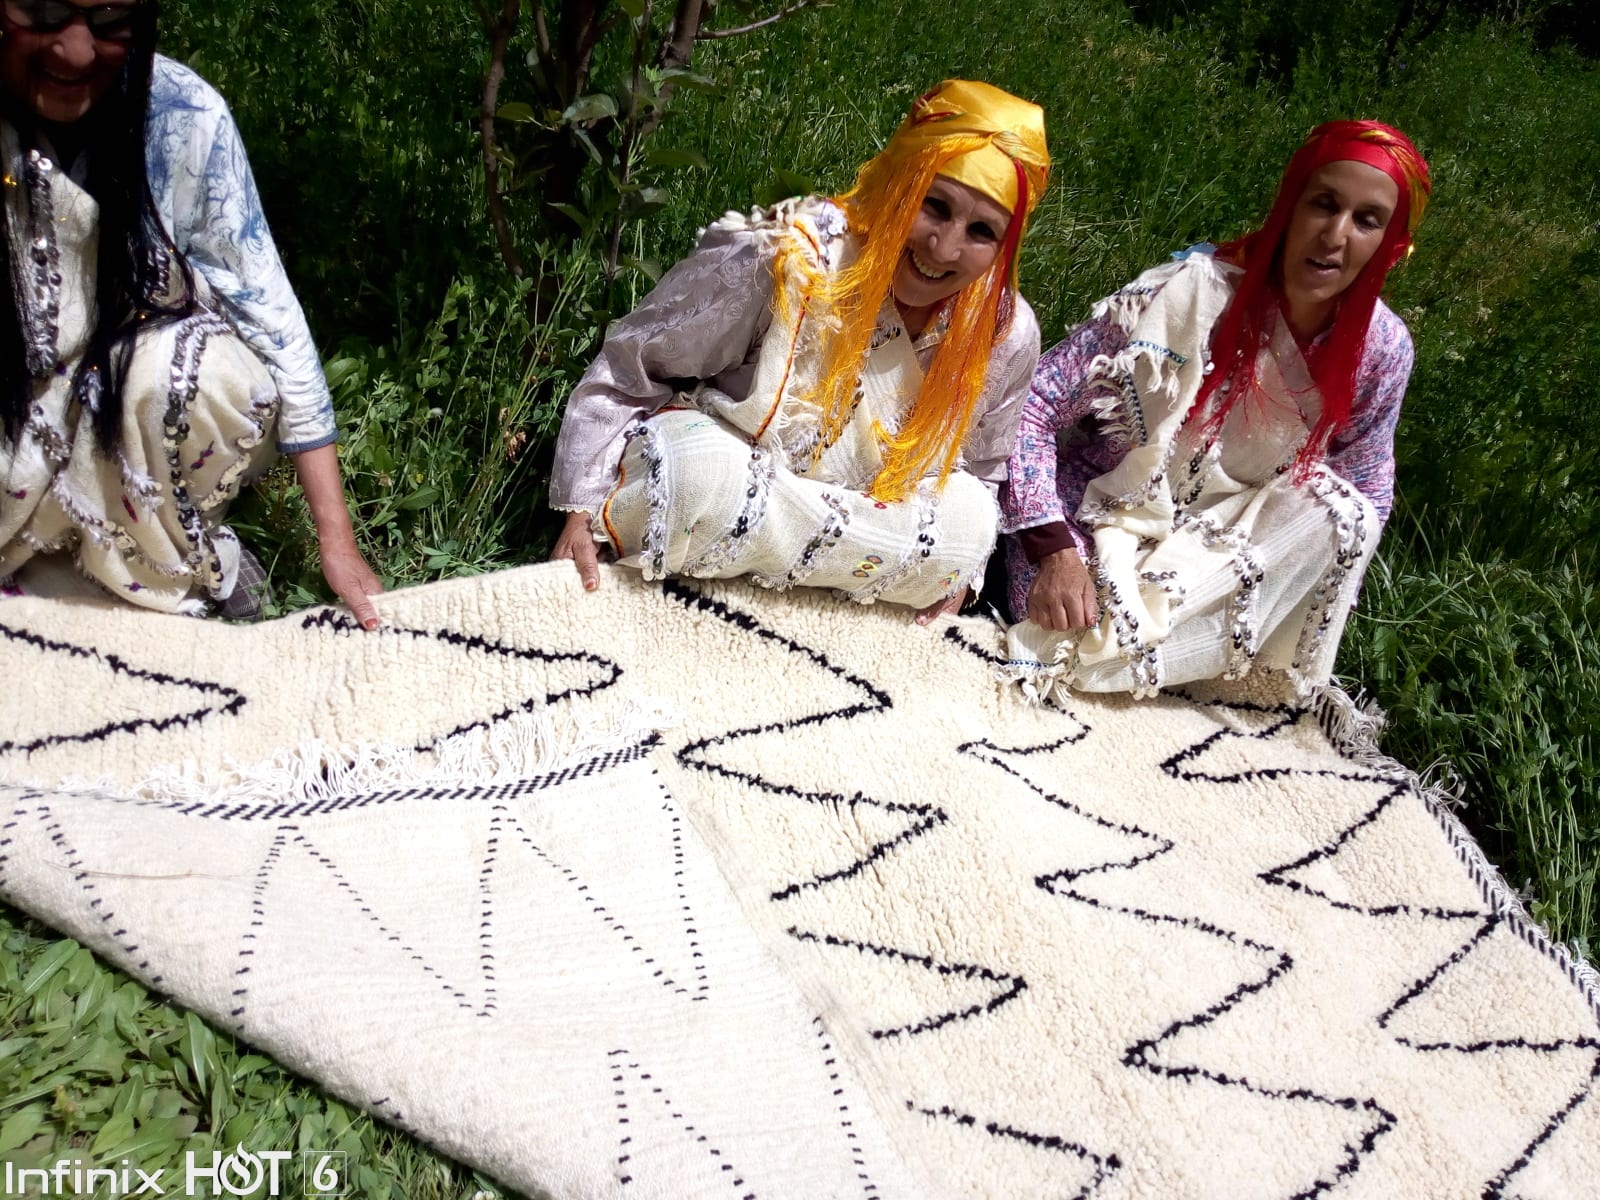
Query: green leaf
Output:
[[495, 101, 536, 123], [658, 67, 719, 93], [222, 1111, 258, 1147], [614, 0, 646, 16], [183, 1012, 213, 1099], [756, 168, 814, 208], [548, 202, 591, 231], [91, 1110, 135, 1155], [231, 1054, 275, 1081], [644, 146, 708, 170], [396, 486, 442, 511], [73, 968, 110, 1027], [15, 940, 78, 1005], [0, 1106, 45, 1154], [619, 255, 662, 283], [560, 92, 618, 124], [63, 947, 96, 992]]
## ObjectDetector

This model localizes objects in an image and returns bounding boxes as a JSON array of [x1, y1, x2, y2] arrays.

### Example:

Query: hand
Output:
[[320, 535, 384, 630], [914, 586, 968, 626], [1026, 548, 1099, 631], [551, 510, 604, 591]]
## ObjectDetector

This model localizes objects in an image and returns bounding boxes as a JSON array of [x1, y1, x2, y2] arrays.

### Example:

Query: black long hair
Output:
[[1, 0, 196, 451]]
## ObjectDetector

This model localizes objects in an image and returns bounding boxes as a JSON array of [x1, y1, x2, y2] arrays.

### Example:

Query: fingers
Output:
[[337, 565, 384, 631], [321, 547, 384, 632], [1029, 580, 1098, 632], [1065, 584, 1099, 630], [573, 537, 600, 591], [344, 584, 382, 632], [551, 513, 602, 591]]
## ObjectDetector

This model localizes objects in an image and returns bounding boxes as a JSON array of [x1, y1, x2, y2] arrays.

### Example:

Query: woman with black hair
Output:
[[0, 0, 381, 625]]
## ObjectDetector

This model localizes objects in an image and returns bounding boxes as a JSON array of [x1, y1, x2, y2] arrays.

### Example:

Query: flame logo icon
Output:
[[218, 1144, 265, 1195]]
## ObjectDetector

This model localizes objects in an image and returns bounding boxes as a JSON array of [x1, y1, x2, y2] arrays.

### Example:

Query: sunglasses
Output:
[[2, 0, 142, 39]]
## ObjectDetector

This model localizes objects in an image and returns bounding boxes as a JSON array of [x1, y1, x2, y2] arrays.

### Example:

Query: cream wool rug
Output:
[[2, 563, 1598, 1200]]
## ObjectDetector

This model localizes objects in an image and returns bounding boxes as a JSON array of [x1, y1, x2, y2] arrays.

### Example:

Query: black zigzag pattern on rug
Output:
[[968, 714, 1399, 1200], [787, 927, 1026, 1040], [0, 619, 244, 756], [908, 1102, 1120, 1200], [225, 754, 710, 1031], [662, 581, 1033, 1031], [1375, 911, 1600, 1199], [0, 793, 168, 986], [1166, 706, 1487, 920], [297, 609, 623, 750], [660, 581, 1118, 1179], [606, 1049, 757, 1198], [1163, 692, 1600, 1197], [664, 580, 945, 904], [940, 624, 1006, 666]]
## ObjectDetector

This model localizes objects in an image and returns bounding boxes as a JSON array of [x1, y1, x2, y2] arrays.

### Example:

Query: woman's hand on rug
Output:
[[294, 445, 384, 630], [321, 537, 385, 630], [1028, 548, 1098, 630], [552, 510, 605, 591], [914, 586, 968, 626]]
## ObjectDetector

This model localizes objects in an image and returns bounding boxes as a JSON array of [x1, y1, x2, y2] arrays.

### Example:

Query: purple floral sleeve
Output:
[[999, 312, 1131, 540], [999, 313, 1134, 618], [997, 294, 1411, 621], [1326, 300, 1412, 527]]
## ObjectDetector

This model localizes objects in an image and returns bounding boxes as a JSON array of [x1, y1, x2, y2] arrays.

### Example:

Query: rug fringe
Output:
[[41, 701, 680, 808], [1313, 677, 1600, 1021]]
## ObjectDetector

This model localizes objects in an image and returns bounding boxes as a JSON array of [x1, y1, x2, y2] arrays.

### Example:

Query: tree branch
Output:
[[531, 0, 551, 58], [478, 0, 525, 279], [604, 0, 654, 297], [696, 0, 822, 40], [658, 0, 705, 69]]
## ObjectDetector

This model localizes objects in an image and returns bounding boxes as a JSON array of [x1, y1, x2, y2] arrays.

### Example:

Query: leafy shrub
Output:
[[161, 0, 489, 343], [232, 249, 604, 605]]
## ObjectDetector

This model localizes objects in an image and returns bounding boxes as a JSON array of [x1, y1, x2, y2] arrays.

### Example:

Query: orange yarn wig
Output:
[[777, 80, 1050, 502]]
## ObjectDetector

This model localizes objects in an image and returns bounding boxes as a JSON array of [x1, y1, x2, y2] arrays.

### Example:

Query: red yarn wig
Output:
[[1195, 121, 1432, 474]]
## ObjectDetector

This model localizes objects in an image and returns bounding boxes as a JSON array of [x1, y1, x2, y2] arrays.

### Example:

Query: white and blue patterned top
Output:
[[145, 56, 335, 452]]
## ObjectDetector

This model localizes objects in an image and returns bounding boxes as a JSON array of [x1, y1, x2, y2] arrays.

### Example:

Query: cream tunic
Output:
[[550, 197, 1041, 609]]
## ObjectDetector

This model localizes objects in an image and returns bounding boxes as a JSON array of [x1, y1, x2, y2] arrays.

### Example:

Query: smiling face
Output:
[[0, 1, 139, 126], [1278, 159, 1400, 338], [890, 174, 1011, 334]]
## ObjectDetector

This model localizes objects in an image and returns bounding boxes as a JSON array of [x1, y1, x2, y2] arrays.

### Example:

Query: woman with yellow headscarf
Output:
[[549, 80, 1049, 621]]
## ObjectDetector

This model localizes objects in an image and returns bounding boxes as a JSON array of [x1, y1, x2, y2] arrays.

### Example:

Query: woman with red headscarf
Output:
[[1002, 121, 1431, 698], [549, 80, 1049, 621]]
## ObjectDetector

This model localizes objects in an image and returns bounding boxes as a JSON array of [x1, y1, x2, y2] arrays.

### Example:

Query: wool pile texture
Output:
[[2, 563, 1598, 1200]]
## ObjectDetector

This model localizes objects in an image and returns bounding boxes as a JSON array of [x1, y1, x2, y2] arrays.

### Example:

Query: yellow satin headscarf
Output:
[[891, 80, 1050, 217], [777, 80, 1051, 502]]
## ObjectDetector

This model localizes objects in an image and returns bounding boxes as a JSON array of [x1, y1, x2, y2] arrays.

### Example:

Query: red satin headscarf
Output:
[[1196, 120, 1433, 474]]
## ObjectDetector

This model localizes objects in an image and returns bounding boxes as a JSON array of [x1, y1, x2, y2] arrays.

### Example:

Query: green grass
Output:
[[4, 0, 1597, 1195], [0, 912, 518, 1198], [1342, 511, 1599, 956]]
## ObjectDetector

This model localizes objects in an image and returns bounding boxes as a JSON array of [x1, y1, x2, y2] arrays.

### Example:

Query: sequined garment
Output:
[[1000, 253, 1413, 620], [1001, 254, 1400, 698], [550, 198, 1040, 513], [143, 56, 335, 452]]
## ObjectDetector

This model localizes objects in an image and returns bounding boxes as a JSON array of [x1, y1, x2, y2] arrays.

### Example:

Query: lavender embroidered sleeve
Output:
[[1000, 295, 1412, 565], [549, 199, 1041, 513], [548, 217, 777, 513]]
